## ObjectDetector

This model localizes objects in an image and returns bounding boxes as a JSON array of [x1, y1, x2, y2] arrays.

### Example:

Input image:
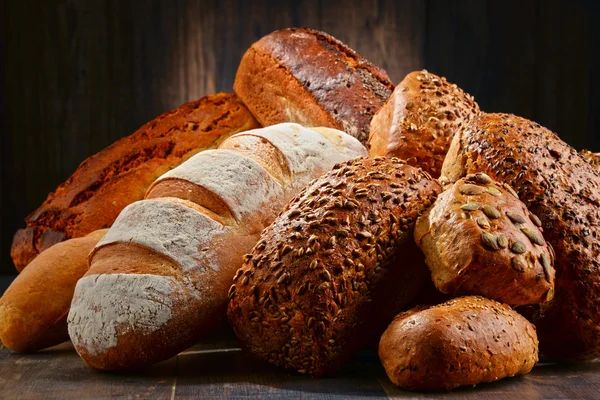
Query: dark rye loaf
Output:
[[228, 157, 441, 376], [11, 93, 259, 271], [442, 113, 600, 362]]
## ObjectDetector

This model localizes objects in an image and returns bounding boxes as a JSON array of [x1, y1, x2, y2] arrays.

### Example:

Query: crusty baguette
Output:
[[11, 93, 259, 272], [369, 70, 480, 177], [234, 28, 394, 144], [0, 229, 107, 352], [67, 123, 367, 370], [441, 113, 600, 362], [414, 173, 555, 306], [228, 157, 441, 377], [580, 149, 600, 171], [379, 296, 538, 391]]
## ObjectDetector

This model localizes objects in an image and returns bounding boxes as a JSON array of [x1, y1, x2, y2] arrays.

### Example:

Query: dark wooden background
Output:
[[1, 0, 599, 275]]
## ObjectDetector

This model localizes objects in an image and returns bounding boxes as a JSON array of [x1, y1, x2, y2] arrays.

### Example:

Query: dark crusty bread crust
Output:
[[234, 28, 394, 144], [414, 173, 555, 306], [581, 150, 600, 171], [0, 229, 107, 352], [379, 296, 538, 391], [369, 70, 480, 177], [11, 93, 259, 271], [442, 113, 600, 362], [228, 157, 441, 377]]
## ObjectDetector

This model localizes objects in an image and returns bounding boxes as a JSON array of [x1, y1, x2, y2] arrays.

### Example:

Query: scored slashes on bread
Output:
[[369, 70, 480, 178], [379, 296, 538, 391], [228, 157, 441, 377], [414, 173, 555, 306], [11, 93, 259, 272], [67, 123, 367, 370], [0, 230, 107, 352], [234, 28, 394, 144], [442, 113, 600, 362]]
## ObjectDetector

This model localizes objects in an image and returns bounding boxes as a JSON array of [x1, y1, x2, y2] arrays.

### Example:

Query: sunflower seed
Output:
[[335, 229, 349, 237], [511, 241, 527, 254], [322, 270, 332, 282], [310, 259, 318, 270], [288, 209, 301, 218], [481, 231, 499, 250], [460, 184, 485, 195], [482, 205, 501, 219], [461, 202, 481, 211], [357, 231, 373, 239]]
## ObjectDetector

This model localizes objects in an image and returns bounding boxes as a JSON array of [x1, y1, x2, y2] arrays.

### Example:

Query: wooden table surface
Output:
[[1, 277, 599, 400]]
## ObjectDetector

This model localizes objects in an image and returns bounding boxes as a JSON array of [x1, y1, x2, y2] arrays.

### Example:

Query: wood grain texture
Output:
[[2, 0, 599, 274]]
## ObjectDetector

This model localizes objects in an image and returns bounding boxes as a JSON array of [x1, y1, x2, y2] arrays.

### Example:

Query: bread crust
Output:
[[441, 113, 600, 362], [11, 93, 259, 271], [234, 28, 394, 144], [581, 150, 600, 172], [227, 157, 441, 377], [379, 296, 538, 391], [0, 229, 107, 352], [369, 70, 480, 177], [414, 174, 555, 306]]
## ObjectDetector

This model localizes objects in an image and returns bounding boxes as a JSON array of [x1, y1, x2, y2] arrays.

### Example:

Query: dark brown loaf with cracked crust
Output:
[[442, 113, 600, 362], [11, 93, 259, 271], [368, 70, 480, 177], [234, 28, 394, 144], [227, 157, 442, 377], [414, 173, 555, 306], [379, 296, 538, 391], [581, 150, 600, 171]]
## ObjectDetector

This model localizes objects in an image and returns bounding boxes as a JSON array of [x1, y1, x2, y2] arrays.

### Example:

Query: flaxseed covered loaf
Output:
[[369, 70, 480, 177], [581, 150, 600, 171], [379, 296, 538, 391], [234, 28, 394, 144], [442, 113, 600, 362], [414, 173, 555, 306], [227, 157, 442, 377], [11, 93, 259, 271]]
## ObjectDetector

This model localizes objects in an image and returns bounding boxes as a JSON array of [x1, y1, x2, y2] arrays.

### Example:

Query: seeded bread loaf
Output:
[[414, 173, 555, 306], [0, 230, 107, 352], [581, 150, 600, 171], [227, 157, 442, 377], [442, 113, 600, 362], [11, 93, 259, 272], [234, 28, 394, 144], [368, 70, 480, 177], [379, 296, 538, 391], [67, 123, 367, 371]]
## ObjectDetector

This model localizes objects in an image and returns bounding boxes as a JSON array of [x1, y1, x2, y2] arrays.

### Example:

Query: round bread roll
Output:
[[442, 113, 600, 362], [227, 157, 442, 377], [379, 296, 539, 391], [414, 173, 555, 306]]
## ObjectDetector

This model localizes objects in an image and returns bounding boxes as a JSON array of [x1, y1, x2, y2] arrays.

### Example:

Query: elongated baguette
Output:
[[67, 123, 367, 370], [0, 230, 107, 352]]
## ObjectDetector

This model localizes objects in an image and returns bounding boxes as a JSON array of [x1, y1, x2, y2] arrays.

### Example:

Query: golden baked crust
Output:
[[11, 93, 259, 271], [414, 173, 555, 306], [369, 70, 480, 177], [234, 28, 394, 144], [227, 157, 441, 377], [379, 296, 538, 391], [442, 113, 600, 362], [581, 150, 600, 171]]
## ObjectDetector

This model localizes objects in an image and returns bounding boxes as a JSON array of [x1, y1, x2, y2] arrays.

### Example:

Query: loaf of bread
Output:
[[369, 70, 480, 177], [0, 230, 107, 352], [379, 296, 538, 391], [414, 173, 555, 306], [11, 93, 259, 272], [581, 150, 600, 171], [234, 28, 394, 144], [442, 113, 600, 362], [67, 123, 367, 370], [228, 157, 442, 377]]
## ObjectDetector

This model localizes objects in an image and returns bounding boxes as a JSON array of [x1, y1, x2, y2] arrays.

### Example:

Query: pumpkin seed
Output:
[[460, 184, 485, 195], [482, 205, 501, 219], [506, 211, 526, 224], [487, 187, 502, 197], [529, 212, 542, 227], [496, 234, 509, 248], [475, 172, 493, 184], [511, 241, 527, 254], [481, 231, 499, 250], [521, 226, 545, 246], [477, 216, 491, 229], [461, 202, 481, 211], [511, 256, 527, 272]]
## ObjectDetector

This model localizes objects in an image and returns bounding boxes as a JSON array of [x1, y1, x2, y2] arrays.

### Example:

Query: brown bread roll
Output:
[[442, 113, 600, 362], [234, 28, 394, 144], [379, 296, 539, 391], [369, 70, 480, 177], [11, 93, 259, 272], [228, 157, 442, 377], [414, 173, 555, 306], [0, 230, 107, 352], [67, 124, 366, 371], [580, 150, 600, 171]]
